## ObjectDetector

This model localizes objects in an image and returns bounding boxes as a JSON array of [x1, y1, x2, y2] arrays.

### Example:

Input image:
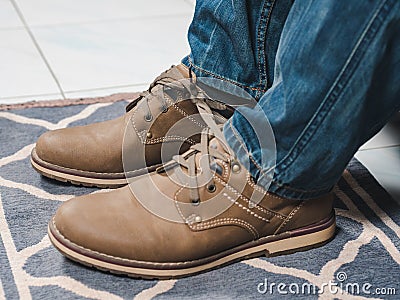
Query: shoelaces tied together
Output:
[[127, 66, 236, 205]]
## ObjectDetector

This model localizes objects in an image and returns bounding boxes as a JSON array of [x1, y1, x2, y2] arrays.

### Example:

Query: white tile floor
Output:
[[0, 0, 398, 202], [0, 0, 194, 102], [356, 116, 400, 204]]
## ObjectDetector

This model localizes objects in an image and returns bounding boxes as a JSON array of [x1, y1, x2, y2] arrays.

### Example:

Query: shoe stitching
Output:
[[163, 132, 285, 221], [221, 191, 270, 223], [131, 93, 205, 145], [189, 218, 259, 239], [274, 201, 305, 235], [213, 175, 285, 220], [164, 96, 206, 129], [174, 185, 190, 223], [145, 135, 197, 145], [174, 176, 270, 226], [216, 159, 229, 178], [214, 176, 268, 216]]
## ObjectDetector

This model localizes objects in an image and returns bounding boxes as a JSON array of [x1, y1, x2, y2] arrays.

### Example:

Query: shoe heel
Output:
[[264, 218, 336, 256]]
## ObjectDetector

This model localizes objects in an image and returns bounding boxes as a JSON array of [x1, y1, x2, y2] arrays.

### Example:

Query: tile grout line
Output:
[[9, 0, 66, 99]]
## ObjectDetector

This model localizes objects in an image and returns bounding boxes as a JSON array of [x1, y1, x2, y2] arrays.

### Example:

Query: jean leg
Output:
[[224, 0, 400, 199], [182, 0, 293, 99]]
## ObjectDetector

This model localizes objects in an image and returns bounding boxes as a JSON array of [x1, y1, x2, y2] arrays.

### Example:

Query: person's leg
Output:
[[182, 0, 294, 100], [224, 0, 400, 199]]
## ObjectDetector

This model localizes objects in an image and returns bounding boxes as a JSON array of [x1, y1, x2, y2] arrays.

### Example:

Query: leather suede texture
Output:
[[53, 157, 333, 263], [35, 65, 202, 174]]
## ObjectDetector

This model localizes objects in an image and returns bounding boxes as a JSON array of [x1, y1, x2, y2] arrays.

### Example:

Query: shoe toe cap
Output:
[[50, 187, 148, 259], [35, 119, 124, 173], [35, 130, 65, 165]]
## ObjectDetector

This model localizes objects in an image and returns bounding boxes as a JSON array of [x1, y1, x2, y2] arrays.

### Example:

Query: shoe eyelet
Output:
[[146, 131, 153, 139], [144, 114, 153, 122], [207, 184, 216, 193], [162, 106, 168, 113], [194, 215, 202, 223], [191, 199, 200, 206]]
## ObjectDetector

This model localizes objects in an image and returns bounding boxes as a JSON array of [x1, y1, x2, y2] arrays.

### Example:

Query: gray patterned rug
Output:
[[0, 99, 399, 300]]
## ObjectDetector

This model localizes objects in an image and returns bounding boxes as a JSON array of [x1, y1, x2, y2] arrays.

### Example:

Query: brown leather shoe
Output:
[[31, 64, 230, 188], [48, 127, 336, 279]]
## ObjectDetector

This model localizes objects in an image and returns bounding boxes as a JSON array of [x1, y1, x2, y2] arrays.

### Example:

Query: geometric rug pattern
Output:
[[0, 101, 399, 299]]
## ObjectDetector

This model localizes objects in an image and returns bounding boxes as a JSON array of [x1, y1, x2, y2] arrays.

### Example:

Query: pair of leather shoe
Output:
[[32, 64, 335, 278]]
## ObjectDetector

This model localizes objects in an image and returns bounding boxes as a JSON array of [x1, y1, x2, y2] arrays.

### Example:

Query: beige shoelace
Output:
[[169, 101, 235, 205], [126, 66, 227, 122]]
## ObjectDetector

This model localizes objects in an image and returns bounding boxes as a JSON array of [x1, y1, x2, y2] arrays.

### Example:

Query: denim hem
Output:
[[223, 118, 258, 174], [262, 177, 333, 200], [223, 119, 333, 200], [181, 55, 268, 100]]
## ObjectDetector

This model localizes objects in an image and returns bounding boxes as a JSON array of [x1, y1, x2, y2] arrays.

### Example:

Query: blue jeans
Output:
[[183, 0, 400, 200]]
